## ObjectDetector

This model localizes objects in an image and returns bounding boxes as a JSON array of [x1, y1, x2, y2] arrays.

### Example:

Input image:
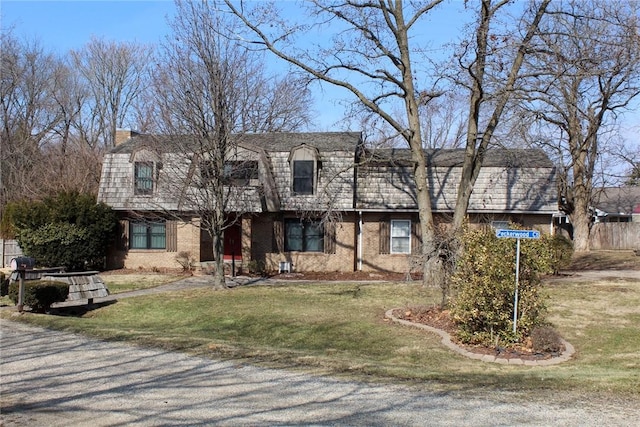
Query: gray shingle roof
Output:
[[593, 187, 640, 215], [111, 132, 363, 154], [363, 148, 554, 168]]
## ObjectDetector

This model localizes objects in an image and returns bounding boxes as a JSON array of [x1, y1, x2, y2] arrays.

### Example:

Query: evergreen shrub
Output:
[[549, 234, 574, 274], [450, 226, 554, 347], [8, 280, 69, 313], [9, 192, 117, 271]]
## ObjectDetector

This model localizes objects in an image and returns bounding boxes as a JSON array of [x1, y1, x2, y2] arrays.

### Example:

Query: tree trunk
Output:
[[410, 133, 442, 288], [211, 231, 226, 290], [571, 191, 591, 252]]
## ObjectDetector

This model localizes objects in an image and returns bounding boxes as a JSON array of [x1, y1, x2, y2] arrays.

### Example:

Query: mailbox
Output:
[[10, 257, 36, 271]]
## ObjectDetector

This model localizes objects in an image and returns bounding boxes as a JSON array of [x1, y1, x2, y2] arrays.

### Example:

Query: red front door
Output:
[[223, 223, 242, 261]]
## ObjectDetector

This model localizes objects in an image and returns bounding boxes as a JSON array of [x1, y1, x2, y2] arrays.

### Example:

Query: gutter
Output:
[[357, 211, 363, 271]]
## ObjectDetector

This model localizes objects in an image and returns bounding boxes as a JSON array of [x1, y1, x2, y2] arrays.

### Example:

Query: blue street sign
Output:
[[495, 229, 540, 239]]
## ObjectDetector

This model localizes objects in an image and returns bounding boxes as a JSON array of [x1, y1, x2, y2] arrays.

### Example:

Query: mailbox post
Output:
[[10, 257, 35, 313]]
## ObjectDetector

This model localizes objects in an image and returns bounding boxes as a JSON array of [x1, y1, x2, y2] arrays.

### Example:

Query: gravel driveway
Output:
[[1, 318, 638, 426]]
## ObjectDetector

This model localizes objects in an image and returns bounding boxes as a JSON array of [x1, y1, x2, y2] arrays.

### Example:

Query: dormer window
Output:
[[293, 160, 314, 195], [134, 162, 154, 195], [289, 144, 319, 196]]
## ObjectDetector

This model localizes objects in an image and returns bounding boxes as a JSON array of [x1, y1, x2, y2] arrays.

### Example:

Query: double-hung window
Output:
[[292, 160, 314, 195], [134, 162, 154, 195], [390, 220, 411, 254], [130, 221, 166, 249], [285, 219, 323, 252]]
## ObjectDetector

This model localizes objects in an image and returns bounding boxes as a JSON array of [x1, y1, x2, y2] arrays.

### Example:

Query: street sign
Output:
[[495, 229, 540, 239]]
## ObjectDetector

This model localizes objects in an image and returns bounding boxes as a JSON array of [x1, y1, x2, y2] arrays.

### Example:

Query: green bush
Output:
[[549, 234, 574, 274], [9, 192, 117, 271], [450, 226, 554, 346], [8, 280, 69, 313]]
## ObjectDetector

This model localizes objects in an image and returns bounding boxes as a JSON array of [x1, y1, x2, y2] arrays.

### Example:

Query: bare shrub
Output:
[[531, 326, 564, 353], [175, 251, 196, 273]]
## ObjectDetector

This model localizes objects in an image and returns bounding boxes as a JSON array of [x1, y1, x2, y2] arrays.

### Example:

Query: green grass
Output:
[[3, 277, 639, 400], [545, 278, 640, 394], [100, 272, 186, 294]]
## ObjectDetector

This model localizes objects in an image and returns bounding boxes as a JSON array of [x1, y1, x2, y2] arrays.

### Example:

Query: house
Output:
[[97, 130, 558, 273], [592, 187, 640, 223]]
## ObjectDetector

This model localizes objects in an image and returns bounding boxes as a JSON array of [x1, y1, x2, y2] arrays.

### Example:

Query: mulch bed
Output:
[[393, 306, 565, 361]]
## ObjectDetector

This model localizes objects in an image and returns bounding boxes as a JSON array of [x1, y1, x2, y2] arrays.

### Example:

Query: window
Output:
[[390, 220, 411, 254], [224, 160, 258, 186], [130, 221, 166, 249], [200, 160, 259, 186], [134, 162, 154, 195], [292, 160, 314, 195], [285, 219, 323, 252]]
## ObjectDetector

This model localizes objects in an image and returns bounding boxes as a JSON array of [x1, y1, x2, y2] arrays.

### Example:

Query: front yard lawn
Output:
[[3, 275, 639, 401]]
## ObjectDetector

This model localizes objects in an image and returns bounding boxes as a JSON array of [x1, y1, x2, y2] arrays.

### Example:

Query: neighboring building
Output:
[[592, 187, 640, 223], [97, 130, 558, 273]]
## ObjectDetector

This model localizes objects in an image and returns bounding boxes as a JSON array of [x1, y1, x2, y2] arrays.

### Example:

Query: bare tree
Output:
[[519, 0, 640, 251], [611, 136, 640, 186], [152, 0, 311, 288], [1, 31, 64, 211], [71, 37, 153, 149], [225, 0, 549, 287], [449, 0, 550, 230], [420, 92, 468, 150], [234, 64, 312, 132]]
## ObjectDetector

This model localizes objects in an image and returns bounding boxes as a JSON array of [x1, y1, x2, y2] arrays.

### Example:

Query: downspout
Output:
[[358, 211, 363, 271]]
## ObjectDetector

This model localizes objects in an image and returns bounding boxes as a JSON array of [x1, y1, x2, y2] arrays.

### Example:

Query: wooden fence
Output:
[[590, 222, 640, 250], [1, 239, 24, 268]]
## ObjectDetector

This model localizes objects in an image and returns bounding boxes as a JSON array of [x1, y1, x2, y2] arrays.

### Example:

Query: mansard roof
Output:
[[111, 132, 362, 154], [362, 148, 554, 168]]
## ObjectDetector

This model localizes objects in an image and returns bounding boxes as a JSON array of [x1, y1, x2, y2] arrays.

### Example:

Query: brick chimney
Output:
[[115, 129, 139, 146]]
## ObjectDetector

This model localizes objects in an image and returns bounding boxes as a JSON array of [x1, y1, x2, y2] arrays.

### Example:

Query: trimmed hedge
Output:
[[8, 280, 69, 313]]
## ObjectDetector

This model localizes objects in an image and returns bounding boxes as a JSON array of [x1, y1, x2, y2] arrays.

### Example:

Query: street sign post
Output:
[[495, 229, 540, 334]]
